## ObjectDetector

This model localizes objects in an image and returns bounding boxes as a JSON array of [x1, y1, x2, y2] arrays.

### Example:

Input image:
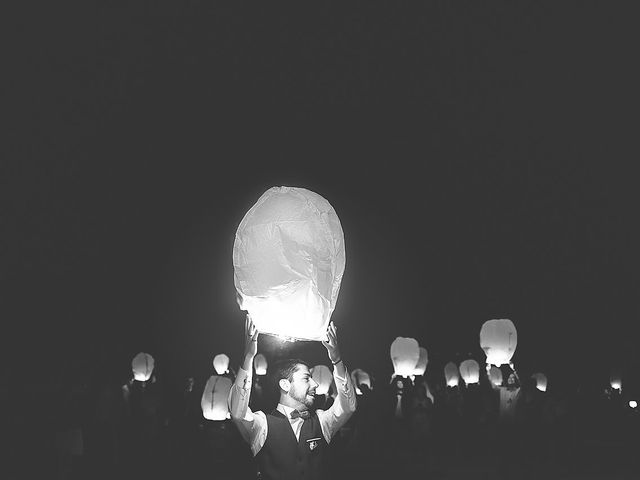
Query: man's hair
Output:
[[271, 358, 309, 382]]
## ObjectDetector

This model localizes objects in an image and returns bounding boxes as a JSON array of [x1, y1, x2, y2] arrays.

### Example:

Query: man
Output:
[[229, 315, 357, 480]]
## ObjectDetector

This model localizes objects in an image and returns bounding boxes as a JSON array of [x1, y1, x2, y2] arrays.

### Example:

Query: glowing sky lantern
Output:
[[201, 375, 233, 421], [532, 372, 548, 392], [310, 365, 333, 395], [351, 368, 372, 395], [444, 362, 459, 387], [253, 353, 268, 376], [233, 186, 346, 341], [610, 372, 622, 391], [390, 337, 420, 377], [213, 354, 230, 375], [459, 359, 480, 385], [131, 352, 154, 381], [489, 366, 503, 386], [413, 347, 429, 376], [480, 318, 518, 366]]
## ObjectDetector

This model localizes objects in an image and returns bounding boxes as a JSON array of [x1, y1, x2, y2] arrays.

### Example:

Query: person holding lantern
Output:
[[229, 315, 357, 480]]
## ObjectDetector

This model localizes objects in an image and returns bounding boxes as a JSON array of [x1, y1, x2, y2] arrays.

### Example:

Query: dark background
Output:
[[3, 2, 638, 394]]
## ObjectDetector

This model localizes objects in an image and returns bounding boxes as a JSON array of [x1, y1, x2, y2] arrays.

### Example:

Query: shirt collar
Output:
[[277, 403, 301, 420]]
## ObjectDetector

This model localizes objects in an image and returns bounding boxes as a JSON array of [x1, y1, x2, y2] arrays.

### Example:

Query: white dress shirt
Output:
[[229, 365, 357, 456]]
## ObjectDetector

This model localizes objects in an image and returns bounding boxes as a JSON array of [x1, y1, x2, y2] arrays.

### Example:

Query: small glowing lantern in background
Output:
[[444, 362, 459, 387], [629, 400, 638, 409], [253, 353, 268, 376], [459, 359, 480, 385], [532, 372, 548, 392], [201, 376, 233, 421], [480, 318, 517, 366], [413, 347, 429, 376], [351, 368, 372, 395], [489, 366, 503, 386], [310, 365, 333, 395], [390, 337, 420, 377], [131, 352, 154, 381], [213, 354, 230, 375], [233, 186, 346, 341], [610, 372, 622, 391]]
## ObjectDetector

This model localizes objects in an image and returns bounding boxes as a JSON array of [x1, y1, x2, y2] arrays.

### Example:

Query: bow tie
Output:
[[290, 409, 311, 420]]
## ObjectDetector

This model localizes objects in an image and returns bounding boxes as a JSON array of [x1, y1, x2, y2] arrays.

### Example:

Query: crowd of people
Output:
[[2, 353, 637, 480]]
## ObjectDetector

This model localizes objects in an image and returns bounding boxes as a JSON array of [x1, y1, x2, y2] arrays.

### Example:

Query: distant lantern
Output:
[[351, 368, 372, 395], [413, 347, 429, 376], [532, 372, 548, 392], [629, 400, 638, 409], [390, 337, 420, 377], [254, 353, 268, 376], [444, 362, 460, 387], [489, 366, 503, 386], [459, 359, 480, 385], [480, 318, 518, 366], [131, 352, 154, 381], [213, 354, 230, 375], [201, 375, 233, 421], [311, 365, 333, 396], [233, 186, 346, 341], [610, 372, 622, 391]]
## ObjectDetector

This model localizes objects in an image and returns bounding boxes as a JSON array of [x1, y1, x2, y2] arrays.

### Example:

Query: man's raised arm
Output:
[[228, 315, 267, 455], [319, 323, 357, 442]]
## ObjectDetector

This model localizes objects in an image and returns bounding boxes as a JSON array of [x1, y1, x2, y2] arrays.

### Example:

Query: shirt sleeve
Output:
[[228, 367, 268, 456], [317, 364, 357, 444]]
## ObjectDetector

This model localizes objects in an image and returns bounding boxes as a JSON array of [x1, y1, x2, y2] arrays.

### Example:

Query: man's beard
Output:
[[290, 388, 315, 408]]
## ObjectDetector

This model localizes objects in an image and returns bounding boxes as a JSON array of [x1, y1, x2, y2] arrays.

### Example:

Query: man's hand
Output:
[[321, 322, 341, 364], [244, 314, 258, 359]]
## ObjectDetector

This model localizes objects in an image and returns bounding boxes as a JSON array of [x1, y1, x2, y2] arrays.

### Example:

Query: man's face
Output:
[[507, 374, 516, 385], [287, 364, 318, 408]]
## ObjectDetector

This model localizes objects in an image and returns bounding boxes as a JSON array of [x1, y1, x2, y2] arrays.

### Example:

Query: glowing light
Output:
[[489, 366, 503, 386], [390, 337, 420, 377], [610, 372, 622, 391], [413, 347, 429, 376], [444, 362, 459, 387], [532, 372, 547, 392], [213, 354, 229, 375], [629, 400, 637, 409], [311, 365, 332, 395], [233, 186, 346, 341], [480, 318, 518, 366], [459, 359, 480, 385], [201, 375, 233, 421], [131, 352, 154, 382], [254, 353, 268, 376], [351, 368, 372, 395]]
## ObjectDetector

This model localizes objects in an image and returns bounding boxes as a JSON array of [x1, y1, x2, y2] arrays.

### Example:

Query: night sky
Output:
[[4, 3, 639, 393]]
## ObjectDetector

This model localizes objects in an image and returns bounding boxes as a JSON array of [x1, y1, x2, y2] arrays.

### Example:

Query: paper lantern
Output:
[[610, 372, 622, 391], [489, 366, 503, 386], [629, 400, 638, 409], [413, 347, 429, 376], [532, 372, 547, 392], [253, 353, 268, 376], [480, 318, 517, 366], [201, 375, 233, 421], [213, 354, 230, 375], [390, 337, 420, 377], [131, 352, 154, 381], [310, 365, 333, 396], [459, 359, 480, 385], [233, 186, 346, 341], [351, 368, 372, 395], [444, 362, 459, 387]]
